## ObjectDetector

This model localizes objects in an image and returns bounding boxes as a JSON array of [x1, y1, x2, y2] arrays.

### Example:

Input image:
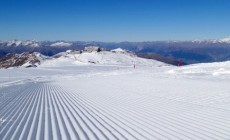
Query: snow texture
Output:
[[0, 56, 230, 140]]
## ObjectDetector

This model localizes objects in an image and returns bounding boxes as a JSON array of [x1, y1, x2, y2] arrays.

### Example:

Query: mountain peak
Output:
[[50, 42, 72, 47], [219, 37, 230, 43], [4, 40, 40, 47], [111, 48, 126, 53]]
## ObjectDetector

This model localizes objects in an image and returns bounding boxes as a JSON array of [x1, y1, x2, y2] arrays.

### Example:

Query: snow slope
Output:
[[41, 50, 166, 67], [0, 59, 230, 139], [167, 61, 230, 78]]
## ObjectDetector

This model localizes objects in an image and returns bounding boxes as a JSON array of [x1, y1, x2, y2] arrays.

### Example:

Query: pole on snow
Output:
[[177, 58, 182, 66], [132, 61, 136, 69]]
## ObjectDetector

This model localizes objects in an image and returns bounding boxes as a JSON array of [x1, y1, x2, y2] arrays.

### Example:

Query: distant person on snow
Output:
[[178, 59, 182, 66]]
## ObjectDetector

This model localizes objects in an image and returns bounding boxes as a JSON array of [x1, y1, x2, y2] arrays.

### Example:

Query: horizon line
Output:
[[1, 36, 230, 43]]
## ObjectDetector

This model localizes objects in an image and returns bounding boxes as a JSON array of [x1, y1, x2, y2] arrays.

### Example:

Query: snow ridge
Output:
[[41, 49, 165, 67]]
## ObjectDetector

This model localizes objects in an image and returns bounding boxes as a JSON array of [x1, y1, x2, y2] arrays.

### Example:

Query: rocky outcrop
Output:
[[0, 52, 47, 69]]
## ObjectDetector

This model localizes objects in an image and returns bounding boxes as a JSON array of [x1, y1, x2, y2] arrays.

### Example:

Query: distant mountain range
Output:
[[1, 38, 230, 64]]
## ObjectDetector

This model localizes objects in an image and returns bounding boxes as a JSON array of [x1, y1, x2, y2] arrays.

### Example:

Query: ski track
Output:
[[1, 74, 230, 140]]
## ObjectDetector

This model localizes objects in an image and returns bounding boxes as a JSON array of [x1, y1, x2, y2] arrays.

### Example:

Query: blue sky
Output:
[[0, 0, 230, 42]]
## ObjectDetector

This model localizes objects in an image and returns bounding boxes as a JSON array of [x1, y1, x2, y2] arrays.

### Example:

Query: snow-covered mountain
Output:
[[0, 52, 48, 68], [111, 48, 130, 53], [194, 37, 230, 44], [1, 37, 230, 48], [0, 48, 167, 69], [41, 48, 165, 67], [2, 40, 40, 47], [219, 37, 230, 43], [193, 37, 230, 44], [0, 40, 73, 48], [50, 42, 72, 47]]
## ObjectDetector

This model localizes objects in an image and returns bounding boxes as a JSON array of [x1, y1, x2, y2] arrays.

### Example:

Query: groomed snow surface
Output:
[[1, 61, 230, 139]]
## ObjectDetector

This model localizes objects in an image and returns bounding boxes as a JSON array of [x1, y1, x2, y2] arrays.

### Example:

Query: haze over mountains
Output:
[[1, 37, 230, 65]]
